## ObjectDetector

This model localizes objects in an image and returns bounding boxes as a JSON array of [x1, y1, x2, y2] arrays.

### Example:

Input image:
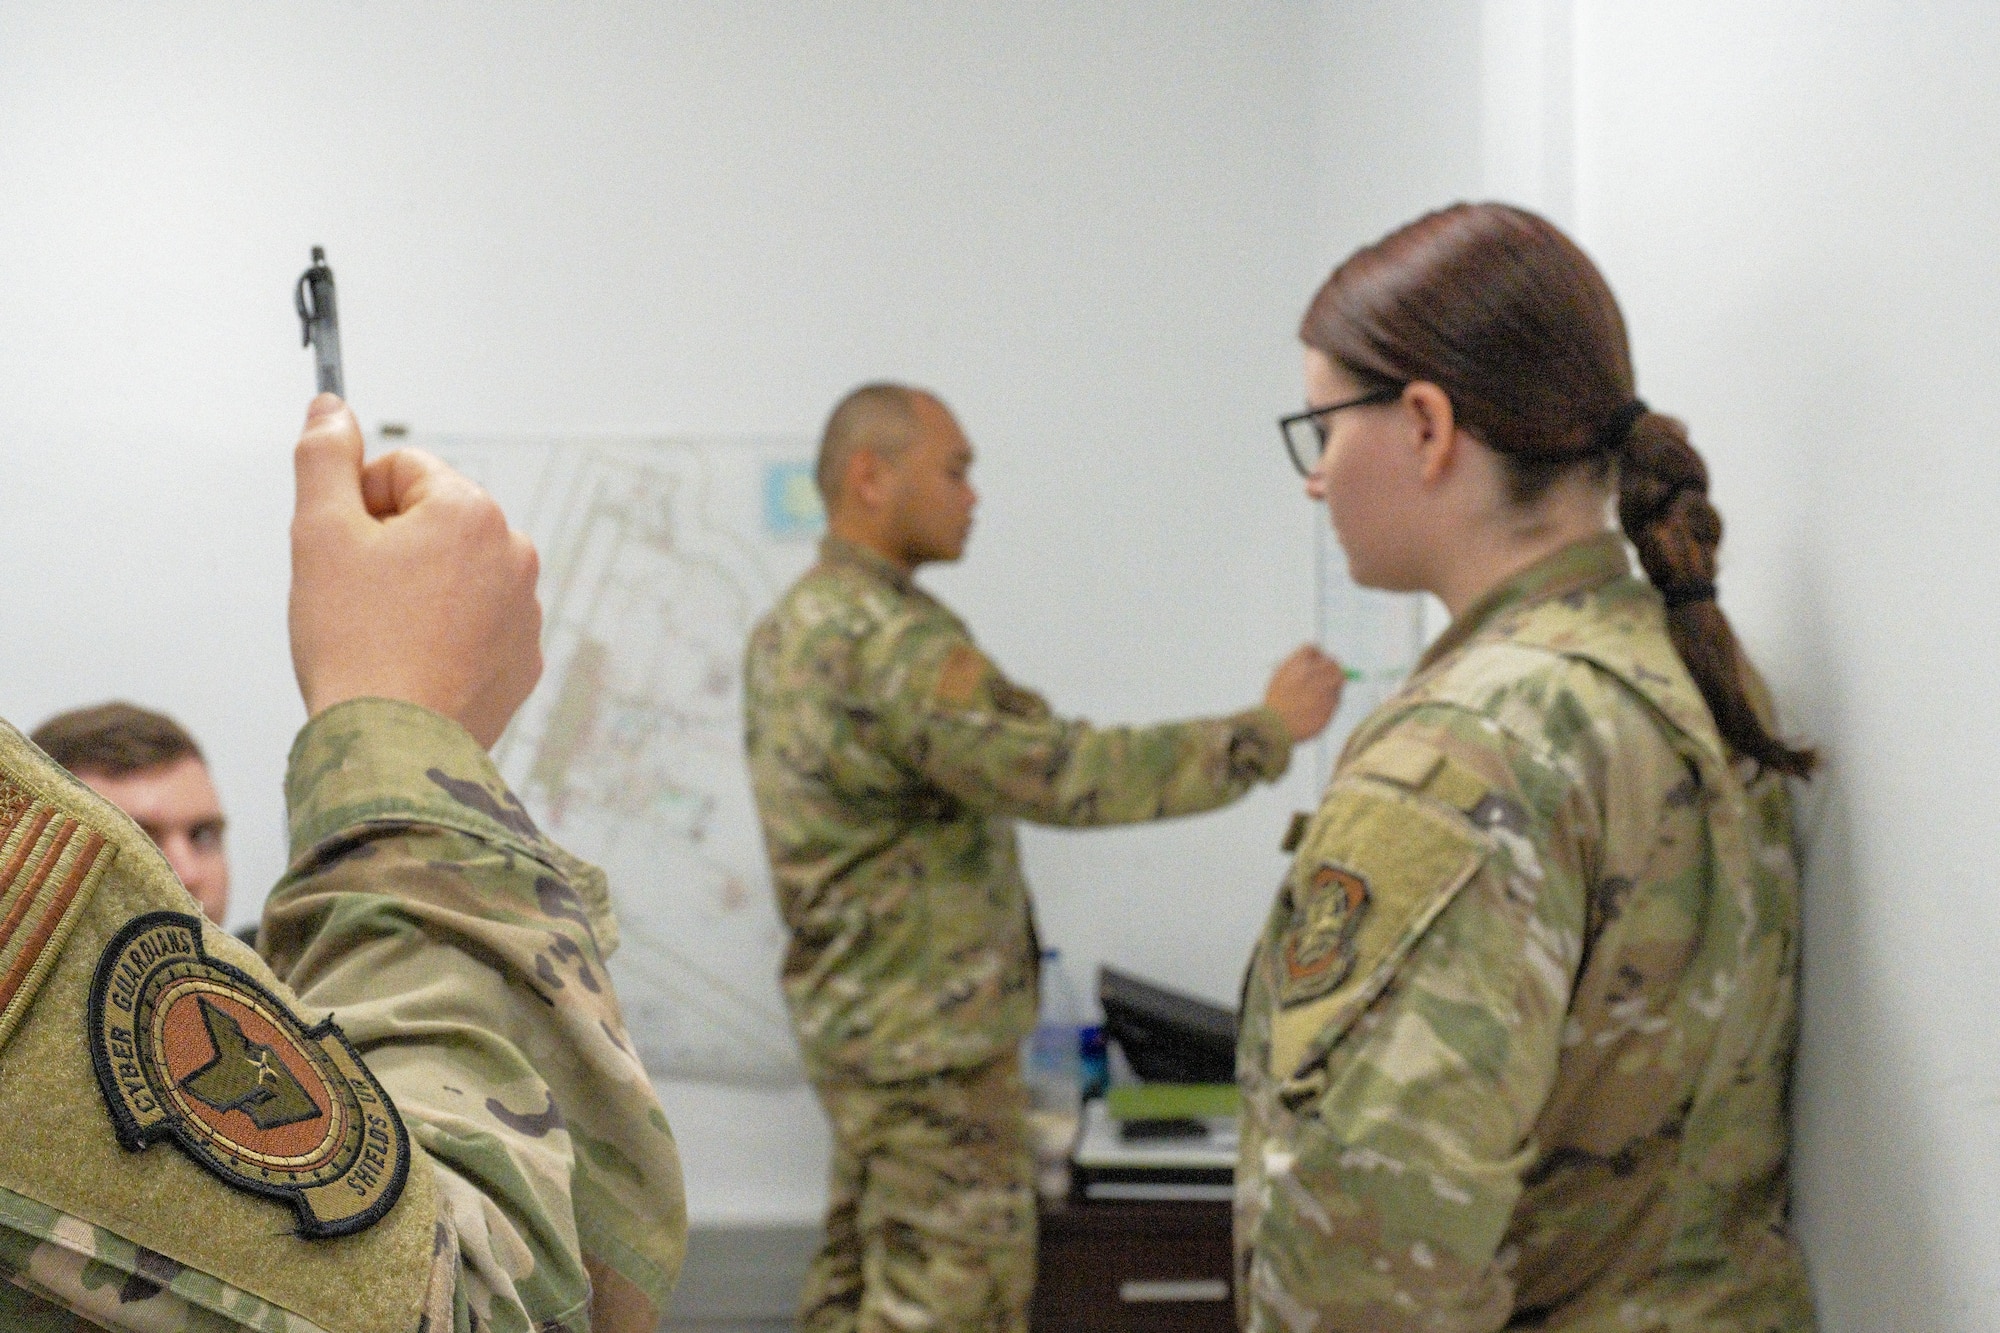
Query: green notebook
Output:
[[1105, 1083, 1240, 1121]]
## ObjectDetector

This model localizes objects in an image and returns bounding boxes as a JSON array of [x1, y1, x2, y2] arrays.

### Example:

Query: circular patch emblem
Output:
[[88, 912, 409, 1238]]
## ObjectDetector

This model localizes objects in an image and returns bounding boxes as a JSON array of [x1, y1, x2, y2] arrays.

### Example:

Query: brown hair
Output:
[[32, 702, 204, 778], [1302, 202, 1815, 778]]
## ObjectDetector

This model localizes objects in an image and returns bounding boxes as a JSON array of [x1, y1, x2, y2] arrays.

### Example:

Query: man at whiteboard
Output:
[[744, 382, 1344, 1333]]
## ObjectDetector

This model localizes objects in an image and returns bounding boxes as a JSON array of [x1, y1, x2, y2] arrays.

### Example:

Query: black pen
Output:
[[294, 246, 344, 398]]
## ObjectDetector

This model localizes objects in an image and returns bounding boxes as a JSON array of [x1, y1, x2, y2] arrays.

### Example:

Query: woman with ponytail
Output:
[[1237, 203, 1816, 1332]]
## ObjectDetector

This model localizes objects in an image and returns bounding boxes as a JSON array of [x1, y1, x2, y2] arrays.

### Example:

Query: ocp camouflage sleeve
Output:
[[259, 699, 686, 1333], [1237, 694, 1592, 1333], [0, 1179, 343, 1332], [865, 617, 1292, 827]]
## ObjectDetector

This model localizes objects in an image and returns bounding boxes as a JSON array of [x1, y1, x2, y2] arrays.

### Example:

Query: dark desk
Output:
[[1032, 1194, 1235, 1332]]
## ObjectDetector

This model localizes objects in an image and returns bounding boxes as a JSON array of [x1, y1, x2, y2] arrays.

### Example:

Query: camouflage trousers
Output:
[[801, 1053, 1037, 1333]]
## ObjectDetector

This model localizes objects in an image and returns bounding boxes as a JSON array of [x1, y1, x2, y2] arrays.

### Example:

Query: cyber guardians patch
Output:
[[87, 912, 409, 1238]]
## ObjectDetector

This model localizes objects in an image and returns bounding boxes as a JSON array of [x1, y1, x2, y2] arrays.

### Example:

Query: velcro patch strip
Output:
[[0, 779, 115, 1051]]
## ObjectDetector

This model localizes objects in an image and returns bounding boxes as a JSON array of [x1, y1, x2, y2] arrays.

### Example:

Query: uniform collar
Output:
[[819, 535, 916, 594], [1416, 532, 1632, 671]]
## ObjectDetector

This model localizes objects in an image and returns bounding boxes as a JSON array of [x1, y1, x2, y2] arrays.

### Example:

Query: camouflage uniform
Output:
[[745, 536, 1293, 1332], [805, 1056, 1034, 1333], [1236, 533, 1814, 1332], [0, 698, 685, 1332]]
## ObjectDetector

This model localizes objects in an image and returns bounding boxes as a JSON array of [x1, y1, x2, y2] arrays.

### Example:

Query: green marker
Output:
[[1337, 665, 1414, 683]]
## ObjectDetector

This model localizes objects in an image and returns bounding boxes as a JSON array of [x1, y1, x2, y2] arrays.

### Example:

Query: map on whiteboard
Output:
[[424, 435, 823, 1087], [1312, 523, 1431, 784]]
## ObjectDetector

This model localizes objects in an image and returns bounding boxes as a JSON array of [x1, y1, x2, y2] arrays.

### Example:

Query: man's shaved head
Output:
[[817, 382, 927, 507], [818, 383, 977, 572]]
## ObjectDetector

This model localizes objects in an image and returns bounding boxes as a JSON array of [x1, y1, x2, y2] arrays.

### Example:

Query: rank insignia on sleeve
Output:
[[0, 778, 115, 1053], [87, 912, 410, 1239], [1279, 864, 1371, 1008]]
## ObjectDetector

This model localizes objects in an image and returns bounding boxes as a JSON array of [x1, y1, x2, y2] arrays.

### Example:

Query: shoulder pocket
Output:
[[931, 643, 990, 708], [1269, 782, 1487, 1086], [922, 643, 1050, 721]]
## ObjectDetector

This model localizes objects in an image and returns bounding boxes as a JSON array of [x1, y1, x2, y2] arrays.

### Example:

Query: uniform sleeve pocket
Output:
[[920, 643, 1051, 722], [1269, 785, 1487, 1086]]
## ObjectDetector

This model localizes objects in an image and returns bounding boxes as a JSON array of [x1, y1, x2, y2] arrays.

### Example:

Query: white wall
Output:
[[1312, 0, 1483, 247], [1570, 7, 2000, 1328], [0, 2, 1324, 1225], [1310, 0, 1483, 657]]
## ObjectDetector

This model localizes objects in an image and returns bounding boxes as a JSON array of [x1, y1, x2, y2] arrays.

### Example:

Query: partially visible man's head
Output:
[[817, 382, 977, 570], [32, 703, 229, 924]]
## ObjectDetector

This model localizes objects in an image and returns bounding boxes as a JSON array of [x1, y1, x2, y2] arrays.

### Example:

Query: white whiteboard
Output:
[[431, 435, 822, 1088], [1311, 521, 1428, 786]]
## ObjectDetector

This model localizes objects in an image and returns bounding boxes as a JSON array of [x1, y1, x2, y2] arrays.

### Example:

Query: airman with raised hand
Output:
[[0, 395, 684, 1332]]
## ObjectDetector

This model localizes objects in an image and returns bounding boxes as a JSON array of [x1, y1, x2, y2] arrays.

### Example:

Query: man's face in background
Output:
[[78, 755, 230, 923], [886, 394, 978, 566]]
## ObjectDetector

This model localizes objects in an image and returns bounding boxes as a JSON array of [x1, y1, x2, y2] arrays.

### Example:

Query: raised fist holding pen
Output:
[[288, 394, 543, 748]]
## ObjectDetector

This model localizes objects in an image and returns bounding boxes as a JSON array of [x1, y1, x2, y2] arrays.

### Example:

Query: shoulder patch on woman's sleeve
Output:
[[1279, 862, 1370, 1007], [1270, 786, 1487, 1083]]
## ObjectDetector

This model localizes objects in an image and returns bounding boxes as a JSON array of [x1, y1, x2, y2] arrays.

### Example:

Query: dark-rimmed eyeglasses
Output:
[[1277, 386, 1404, 476]]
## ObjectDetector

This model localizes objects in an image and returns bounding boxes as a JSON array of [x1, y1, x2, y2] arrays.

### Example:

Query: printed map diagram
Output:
[[427, 435, 824, 1086]]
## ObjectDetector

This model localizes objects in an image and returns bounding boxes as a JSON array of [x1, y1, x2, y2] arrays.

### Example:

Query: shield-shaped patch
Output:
[[1279, 863, 1371, 1008]]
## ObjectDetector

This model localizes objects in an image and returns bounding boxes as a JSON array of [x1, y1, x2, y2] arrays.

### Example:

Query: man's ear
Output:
[[1406, 381, 1460, 486], [843, 446, 893, 512]]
